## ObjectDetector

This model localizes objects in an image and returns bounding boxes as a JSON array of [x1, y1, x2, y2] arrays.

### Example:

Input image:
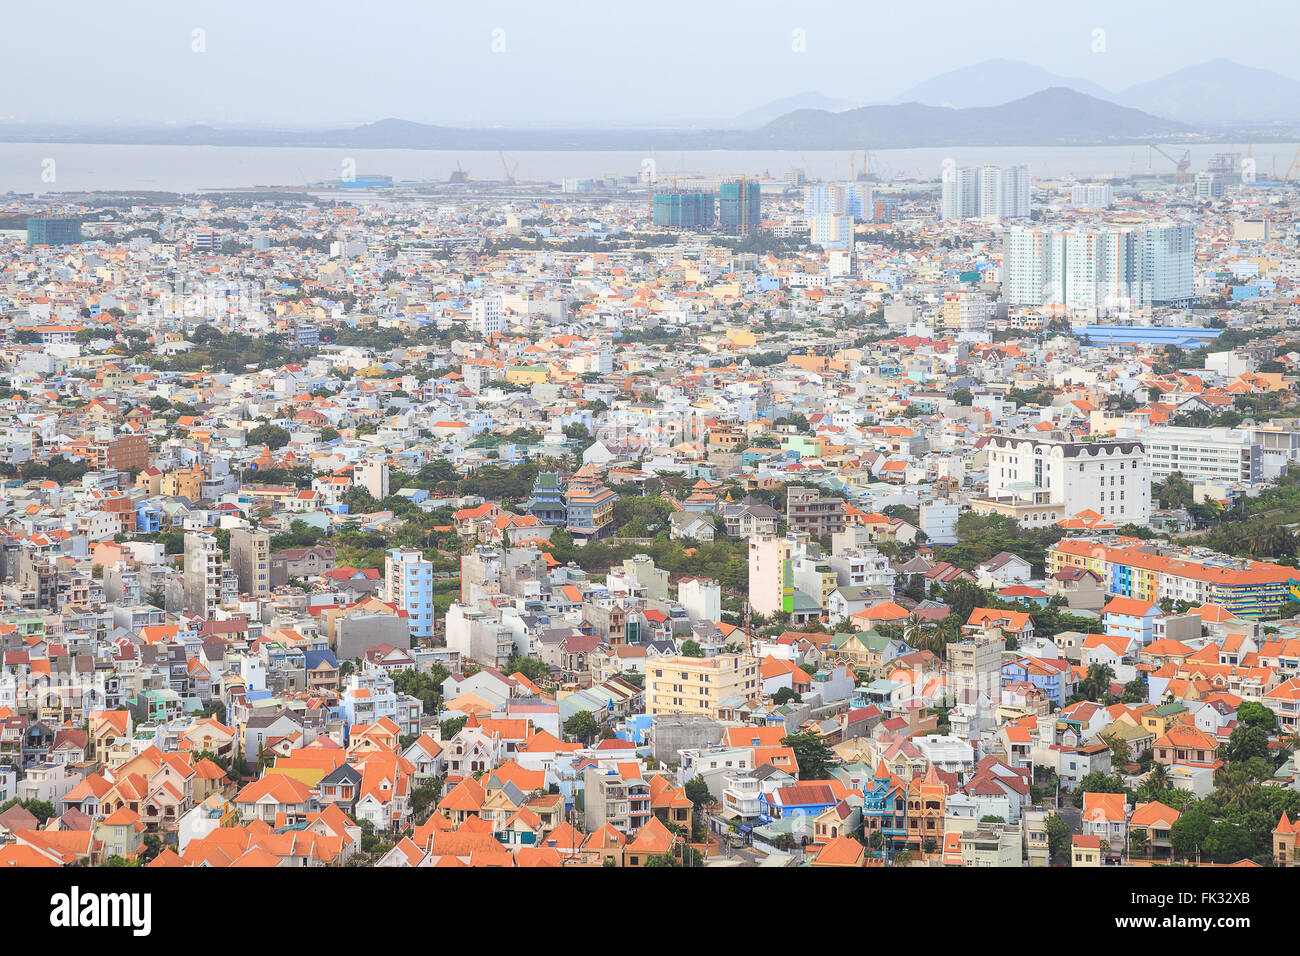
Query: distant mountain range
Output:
[[1118, 58, 1300, 125], [743, 88, 1190, 149], [734, 57, 1300, 129], [0, 90, 1197, 152], [885, 59, 1113, 110], [2, 58, 1297, 153], [728, 92, 862, 129]]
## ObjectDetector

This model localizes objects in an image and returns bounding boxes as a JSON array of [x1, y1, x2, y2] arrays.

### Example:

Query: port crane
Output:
[[1148, 143, 1191, 184], [1282, 144, 1300, 183], [498, 151, 519, 184]]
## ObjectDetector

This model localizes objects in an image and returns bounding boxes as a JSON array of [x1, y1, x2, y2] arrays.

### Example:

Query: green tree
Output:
[[1152, 472, 1194, 510], [140, 833, 164, 863], [1236, 702, 1278, 733], [1202, 820, 1256, 863], [772, 687, 800, 706], [506, 654, 551, 684], [1121, 677, 1147, 704], [781, 730, 837, 779], [1169, 804, 1213, 860], [685, 777, 715, 812], [1222, 725, 1271, 765], [247, 423, 292, 450], [0, 797, 55, 824], [1075, 663, 1117, 703], [1045, 812, 1070, 864], [680, 640, 704, 658], [410, 781, 443, 819], [564, 710, 600, 746]]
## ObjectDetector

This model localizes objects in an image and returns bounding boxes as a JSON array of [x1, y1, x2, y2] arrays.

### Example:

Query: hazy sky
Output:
[[2, 0, 1297, 126]]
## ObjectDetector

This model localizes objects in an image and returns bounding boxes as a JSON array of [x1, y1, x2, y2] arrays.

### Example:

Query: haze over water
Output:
[[0, 142, 1294, 194]]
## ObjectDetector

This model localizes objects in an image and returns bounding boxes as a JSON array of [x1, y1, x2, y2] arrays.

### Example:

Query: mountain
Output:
[[731, 92, 860, 129], [889, 59, 1113, 109], [0, 90, 1198, 152], [1116, 58, 1300, 125], [747, 87, 1192, 150]]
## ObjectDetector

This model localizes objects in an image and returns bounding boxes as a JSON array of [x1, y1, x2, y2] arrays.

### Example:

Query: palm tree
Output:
[[1215, 767, 1255, 808], [902, 614, 922, 649], [1082, 663, 1116, 701], [1148, 762, 1170, 794]]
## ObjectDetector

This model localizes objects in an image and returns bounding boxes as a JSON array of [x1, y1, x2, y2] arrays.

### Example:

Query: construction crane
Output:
[[1148, 143, 1191, 183], [498, 151, 518, 184], [1283, 144, 1300, 183], [864, 150, 888, 182]]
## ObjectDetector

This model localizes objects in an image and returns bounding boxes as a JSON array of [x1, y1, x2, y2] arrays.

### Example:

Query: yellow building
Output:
[[160, 466, 202, 501], [1072, 835, 1103, 867], [645, 654, 760, 718], [505, 364, 549, 385]]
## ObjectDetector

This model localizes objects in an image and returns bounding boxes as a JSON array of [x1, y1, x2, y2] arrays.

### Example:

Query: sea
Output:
[[0, 142, 1297, 195]]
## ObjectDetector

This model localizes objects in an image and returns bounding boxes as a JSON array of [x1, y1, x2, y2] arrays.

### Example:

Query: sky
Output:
[[2, 0, 1298, 127]]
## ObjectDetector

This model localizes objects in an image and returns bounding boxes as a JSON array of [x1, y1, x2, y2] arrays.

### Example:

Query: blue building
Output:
[[292, 321, 320, 347], [27, 216, 82, 247], [1000, 656, 1071, 706], [861, 762, 907, 850], [1076, 325, 1222, 348], [719, 178, 761, 233], [526, 471, 566, 525], [384, 547, 434, 640], [759, 782, 840, 825], [135, 502, 165, 534]]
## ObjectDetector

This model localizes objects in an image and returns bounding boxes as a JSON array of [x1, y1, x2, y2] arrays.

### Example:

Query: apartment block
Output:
[[786, 486, 846, 537], [230, 528, 271, 598], [1143, 426, 1261, 485], [645, 654, 760, 718]]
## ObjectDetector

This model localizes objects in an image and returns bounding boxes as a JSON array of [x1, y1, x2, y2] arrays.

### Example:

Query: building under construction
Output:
[[718, 177, 761, 234], [652, 189, 716, 228]]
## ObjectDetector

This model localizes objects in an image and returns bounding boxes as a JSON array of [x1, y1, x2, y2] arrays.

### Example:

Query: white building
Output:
[[1003, 223, 1195, 310], [678, 577, 721, 625], [356, 458, 389, 499], [943, 164, 1030, 220], [1203, 350, 1253, 380], [1069, 183, 1114, 208], [748, 535, 795, 618], [1194, 171, 1224, 199], [986, 433, 1150, 526], [470, 297, 503, 338], [1142, 426, 1261, 485], [942, 291, 991, 341], [919, 501, 959, 546], [810, 213, 854, 250]]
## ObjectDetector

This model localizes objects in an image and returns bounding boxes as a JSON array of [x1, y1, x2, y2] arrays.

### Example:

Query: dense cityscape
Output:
[[0, 152, 1298, 877], [2, 17, 1299, 915]]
